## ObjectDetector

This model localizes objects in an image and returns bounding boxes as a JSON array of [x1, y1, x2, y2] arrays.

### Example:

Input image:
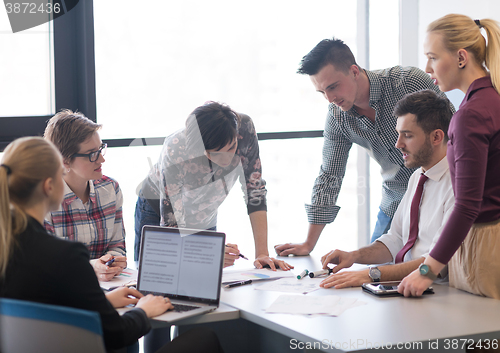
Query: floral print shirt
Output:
[[141, 113, 267, 230]]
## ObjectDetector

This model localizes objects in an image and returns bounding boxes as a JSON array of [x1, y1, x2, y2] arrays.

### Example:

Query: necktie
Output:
[[395, 173, 429, 263]]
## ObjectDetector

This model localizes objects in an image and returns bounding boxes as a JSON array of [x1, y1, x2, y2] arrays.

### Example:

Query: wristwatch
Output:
[[418, 263, 437, 281], [368, 266, 381, 282]]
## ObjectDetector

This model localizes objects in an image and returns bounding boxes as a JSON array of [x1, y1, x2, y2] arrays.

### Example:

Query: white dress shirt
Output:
[[377, 156, 454, 262]]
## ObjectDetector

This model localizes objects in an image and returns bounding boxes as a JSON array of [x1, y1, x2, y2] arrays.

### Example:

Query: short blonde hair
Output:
[[428, 14, 500, 94], [44, 109, 102, 161]]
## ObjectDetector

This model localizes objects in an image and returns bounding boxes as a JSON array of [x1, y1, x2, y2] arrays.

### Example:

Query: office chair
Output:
[[0, 297, 106, 353]]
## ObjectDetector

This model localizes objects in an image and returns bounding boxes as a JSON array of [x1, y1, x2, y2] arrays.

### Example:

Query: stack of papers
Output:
[[255, 277, 323, 294], [222, 268, 295, 285], [265, 294, 366, 317]]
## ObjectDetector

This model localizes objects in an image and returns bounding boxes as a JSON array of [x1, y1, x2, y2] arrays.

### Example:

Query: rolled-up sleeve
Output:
[[239, 115, 267, 215]]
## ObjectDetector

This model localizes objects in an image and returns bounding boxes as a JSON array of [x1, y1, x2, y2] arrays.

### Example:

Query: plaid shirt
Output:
[[306, 66, 455, 224], [44, 176, 126, 259]]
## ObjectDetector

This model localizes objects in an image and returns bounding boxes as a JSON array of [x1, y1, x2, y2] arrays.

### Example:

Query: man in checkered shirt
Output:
[[274, 37, 454, 256]]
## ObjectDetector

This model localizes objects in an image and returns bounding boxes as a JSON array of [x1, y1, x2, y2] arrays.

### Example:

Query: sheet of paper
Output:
[[99, 268, 138, 290], [254, 277, 322, 294], [222, 268, 295, 284], [265, 294, 365, 316]]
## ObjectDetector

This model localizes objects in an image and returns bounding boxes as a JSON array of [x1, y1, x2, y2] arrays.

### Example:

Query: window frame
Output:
[[0, 0, 96, 150], [1, 0, 376, 246]]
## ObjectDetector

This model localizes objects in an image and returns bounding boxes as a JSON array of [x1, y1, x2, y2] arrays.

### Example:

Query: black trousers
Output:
[[155, 328, 224, 353]]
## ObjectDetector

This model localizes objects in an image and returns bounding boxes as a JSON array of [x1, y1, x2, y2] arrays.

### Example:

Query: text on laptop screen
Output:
[[139, 230, 224, 300]]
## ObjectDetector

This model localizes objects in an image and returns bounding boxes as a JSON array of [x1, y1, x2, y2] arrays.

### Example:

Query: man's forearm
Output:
[[352, 241, 394, 265], [305, 223, 326, 252], [379, 258, 425, 282]]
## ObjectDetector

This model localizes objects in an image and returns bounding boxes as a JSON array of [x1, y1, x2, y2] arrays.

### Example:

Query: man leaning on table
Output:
[[319, 89, 454, 289], [275, 38, 455, 257]]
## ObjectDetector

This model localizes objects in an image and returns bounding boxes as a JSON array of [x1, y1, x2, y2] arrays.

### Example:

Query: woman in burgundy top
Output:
[[399, 14, 500, 299]]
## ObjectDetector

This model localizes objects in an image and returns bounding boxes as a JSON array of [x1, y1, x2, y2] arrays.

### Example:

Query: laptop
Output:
[[137, 225, 226, 323]]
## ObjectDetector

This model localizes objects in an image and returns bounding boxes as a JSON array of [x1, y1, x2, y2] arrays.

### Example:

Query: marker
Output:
[[308, 268, 333, 278], [297, 269, 309, 279], [226, 245, 249, 260], [105, 258, 115, 267], [225, 279, 253, 288]]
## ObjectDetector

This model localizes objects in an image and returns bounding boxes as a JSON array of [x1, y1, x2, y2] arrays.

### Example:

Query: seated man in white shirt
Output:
[[320, 89, 454, 288]]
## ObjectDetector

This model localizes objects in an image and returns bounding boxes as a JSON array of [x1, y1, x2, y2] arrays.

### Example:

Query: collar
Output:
[[420, 156, 449, 183], [464, 76, 493, 102], [62, 180, 96, 205], [365, 69, 383, 108], [344, 69, 381, 118], [27, 215, 46, 232]]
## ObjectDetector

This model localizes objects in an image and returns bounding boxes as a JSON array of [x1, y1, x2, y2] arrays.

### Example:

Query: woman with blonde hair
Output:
[[399, 14, 500, 300], [0, 137, 223, 352]]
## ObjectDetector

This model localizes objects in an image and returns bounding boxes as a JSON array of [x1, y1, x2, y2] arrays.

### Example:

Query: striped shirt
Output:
[[306, 66, 455, 224], [44, 176, 126, 259]]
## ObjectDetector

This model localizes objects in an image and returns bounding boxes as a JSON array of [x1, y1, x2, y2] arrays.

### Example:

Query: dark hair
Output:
[[185, 102, 240, 152], [44, 109, 102, 161], [297, 37, 359, 75], [394, 90, 453, 141]]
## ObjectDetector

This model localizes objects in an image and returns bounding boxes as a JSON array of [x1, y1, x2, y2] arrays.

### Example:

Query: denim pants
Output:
[[134, 196, 161, 261], [134, 195, 218, 353]]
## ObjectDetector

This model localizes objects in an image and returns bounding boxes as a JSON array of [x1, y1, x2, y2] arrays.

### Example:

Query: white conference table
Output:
[[116, 254, 500, 352], [213, 254, 500, 353]]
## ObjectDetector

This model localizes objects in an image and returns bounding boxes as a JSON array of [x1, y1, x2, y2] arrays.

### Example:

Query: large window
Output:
[[367, 0, 399, 243], [0, 11, 54, 117], [0, 0, 96, 149], [93, 0, 357, 139], [93, 0, 361, 254]]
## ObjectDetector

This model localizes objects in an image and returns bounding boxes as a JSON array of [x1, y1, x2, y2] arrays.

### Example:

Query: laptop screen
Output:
[[137, 226, 225, 303]]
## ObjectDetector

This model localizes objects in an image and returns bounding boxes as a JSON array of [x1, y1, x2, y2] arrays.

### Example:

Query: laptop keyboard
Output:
[[173, 303, 200, 312]]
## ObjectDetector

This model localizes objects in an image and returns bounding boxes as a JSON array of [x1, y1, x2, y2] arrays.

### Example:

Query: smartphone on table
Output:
[[362, 281, 434, 297]]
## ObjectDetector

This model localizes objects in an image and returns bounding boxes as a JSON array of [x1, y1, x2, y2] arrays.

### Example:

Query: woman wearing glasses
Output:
[[44, 110, 126, 281]]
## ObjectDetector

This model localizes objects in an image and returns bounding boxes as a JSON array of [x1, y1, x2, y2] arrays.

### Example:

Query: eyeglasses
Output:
[[71, 143, 107, 162]]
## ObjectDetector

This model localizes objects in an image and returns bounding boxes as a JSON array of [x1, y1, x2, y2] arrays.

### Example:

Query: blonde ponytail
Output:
[[0, 166, 18, 278], [0, 137, 61, 277], [428, 14, 500, 94], [481, 18, 500, 94]]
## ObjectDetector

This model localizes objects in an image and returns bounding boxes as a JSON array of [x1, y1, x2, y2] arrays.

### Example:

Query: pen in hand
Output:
[[105, 258, 115, 267], [225, 245, 249, 260]]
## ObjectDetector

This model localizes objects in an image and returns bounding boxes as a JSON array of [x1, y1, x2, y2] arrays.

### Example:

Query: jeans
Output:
[[134, 196, 161, 262], [135, 195, 219, 353], [371, 208, 392, 243]]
